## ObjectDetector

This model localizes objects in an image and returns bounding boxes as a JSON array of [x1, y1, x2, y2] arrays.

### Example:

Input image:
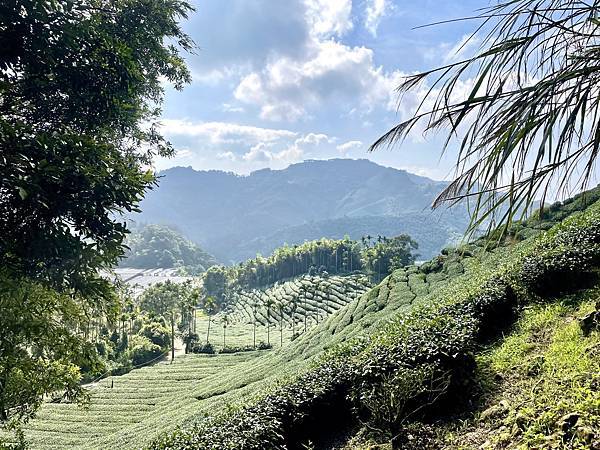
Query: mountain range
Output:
[[132, 159, 471, 263]]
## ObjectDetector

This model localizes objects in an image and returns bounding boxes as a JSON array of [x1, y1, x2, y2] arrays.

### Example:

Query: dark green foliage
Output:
[[191, 343, 215, 355], [361, 235, 418, 282], [149, 200, 600, 450], [139, 323, 171, 350], [0, 272, 97, 422], [200, 236, 417, 312], [219, 343, 271, 354], [127, 337, 164, 367], [0, 0, 192, 292], [0, 0, 193, 424], [123, 224, 217, 274]]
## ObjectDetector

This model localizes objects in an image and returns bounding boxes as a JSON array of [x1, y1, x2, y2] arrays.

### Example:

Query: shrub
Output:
[[138, 322, 171, 349], [257, 341, 272, 350], [127, 336, 163, 366], [191, 343, 215, 354]]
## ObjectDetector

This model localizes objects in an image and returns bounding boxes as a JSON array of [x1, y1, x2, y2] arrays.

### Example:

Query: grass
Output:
[[439, 288, 600, 450]]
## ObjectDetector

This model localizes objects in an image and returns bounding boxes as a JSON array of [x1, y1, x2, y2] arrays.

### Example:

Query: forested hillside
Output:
[[135, 159, 470, 262], [122, 224, 217, 274]]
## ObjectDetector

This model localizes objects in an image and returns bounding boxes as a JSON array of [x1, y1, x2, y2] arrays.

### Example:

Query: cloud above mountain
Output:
[[158, 0, 485, 175]]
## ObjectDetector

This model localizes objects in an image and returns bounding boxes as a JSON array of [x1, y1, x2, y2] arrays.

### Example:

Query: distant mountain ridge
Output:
[[134, 159, 470, 263]]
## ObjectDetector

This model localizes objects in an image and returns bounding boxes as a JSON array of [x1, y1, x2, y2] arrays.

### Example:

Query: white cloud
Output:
[[365, 0, 387, 37], [337, 140, 363, 154], [222, 103, 244, 113], [304, 0, 353, 38], [234, 39, 404, 121], [242, 142, 304, 165], [174, 148, 193, 158], [295, 132, 331, 146], [242, 143, 273, 162], [159, 119, 297, 144], [216, 151, 238, 161]]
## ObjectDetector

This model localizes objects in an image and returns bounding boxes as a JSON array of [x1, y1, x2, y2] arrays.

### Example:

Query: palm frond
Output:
[[372, 0, 600, 235]]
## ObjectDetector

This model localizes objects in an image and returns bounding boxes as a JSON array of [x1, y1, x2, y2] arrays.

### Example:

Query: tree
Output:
[[202, 267, 229, 308], [123, 224, 217, 274], [221, 314, 229, 349], [0, 272, 96, 423], [361, 235, 418, 282], [321, 271, 330, 316], [203, 296, 217, 345], [277, 301, 285, 347], [290, 299, 298, 338], [300, 279, 309, 333], [252, 299, 260, 349], [0, 0, 193, 425], [371, 1, 600, 232], [139, 281, 194, 361]]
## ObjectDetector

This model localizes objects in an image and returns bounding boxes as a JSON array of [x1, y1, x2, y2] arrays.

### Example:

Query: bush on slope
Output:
[[149, 201, 600, 449]]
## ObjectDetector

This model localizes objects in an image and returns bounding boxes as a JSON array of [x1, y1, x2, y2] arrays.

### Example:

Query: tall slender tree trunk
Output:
[[253, 314, 257, 349], [171, 314, 175, 362], [206, 317, 211, 344], [267, 307, 271, 345], [280, 315, 283, 347], [304, 297, 307, 333]]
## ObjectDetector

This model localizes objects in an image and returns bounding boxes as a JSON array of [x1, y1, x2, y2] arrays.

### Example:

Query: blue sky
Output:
[[156, 0, 486, 180]]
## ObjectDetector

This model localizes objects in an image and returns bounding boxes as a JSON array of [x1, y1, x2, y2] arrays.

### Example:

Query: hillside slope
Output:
[[122, 224, 218, 274], [14, 188, 600, 450], [147, 190, 600, 449], [135, 159, 469, 262], [14, 249, 467, 449]]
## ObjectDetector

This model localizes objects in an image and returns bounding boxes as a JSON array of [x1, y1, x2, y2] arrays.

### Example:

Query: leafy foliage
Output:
[[372, 1, 600, 234], [200, 235, 416, 310], [0, 272, 95, 422], [123, 224, 217, 274], [0, 0, 193, 426]]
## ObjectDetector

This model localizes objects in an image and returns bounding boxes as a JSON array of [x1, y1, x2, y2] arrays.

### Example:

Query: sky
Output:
[[156, 0, 486, 180]]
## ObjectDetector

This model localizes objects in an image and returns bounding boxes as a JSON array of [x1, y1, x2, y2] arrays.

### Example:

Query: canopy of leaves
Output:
[[0, 271, 99, 422], [0, 0, 193, 424], [139, 280, 197, 327], [361, 234, 419, 281], [0, 0, 193, 294]]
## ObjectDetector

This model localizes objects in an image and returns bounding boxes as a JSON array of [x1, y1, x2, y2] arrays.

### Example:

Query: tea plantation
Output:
[[8, 188, 600, 449]]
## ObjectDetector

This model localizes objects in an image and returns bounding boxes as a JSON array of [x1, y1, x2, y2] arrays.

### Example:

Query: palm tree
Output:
[[204, 296, 217, 345], [301, 280, 308, 333], [290, 298, 298, 337], [221, 314, 229, 349], [371, 1, 600, 233], [252, 299, 259, 349]]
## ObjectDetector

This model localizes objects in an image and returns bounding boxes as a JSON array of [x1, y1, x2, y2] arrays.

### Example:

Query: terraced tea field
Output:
[[13, 352, 267, 449], [13, 263, 462, 449], [197, 274, 371, 349]]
